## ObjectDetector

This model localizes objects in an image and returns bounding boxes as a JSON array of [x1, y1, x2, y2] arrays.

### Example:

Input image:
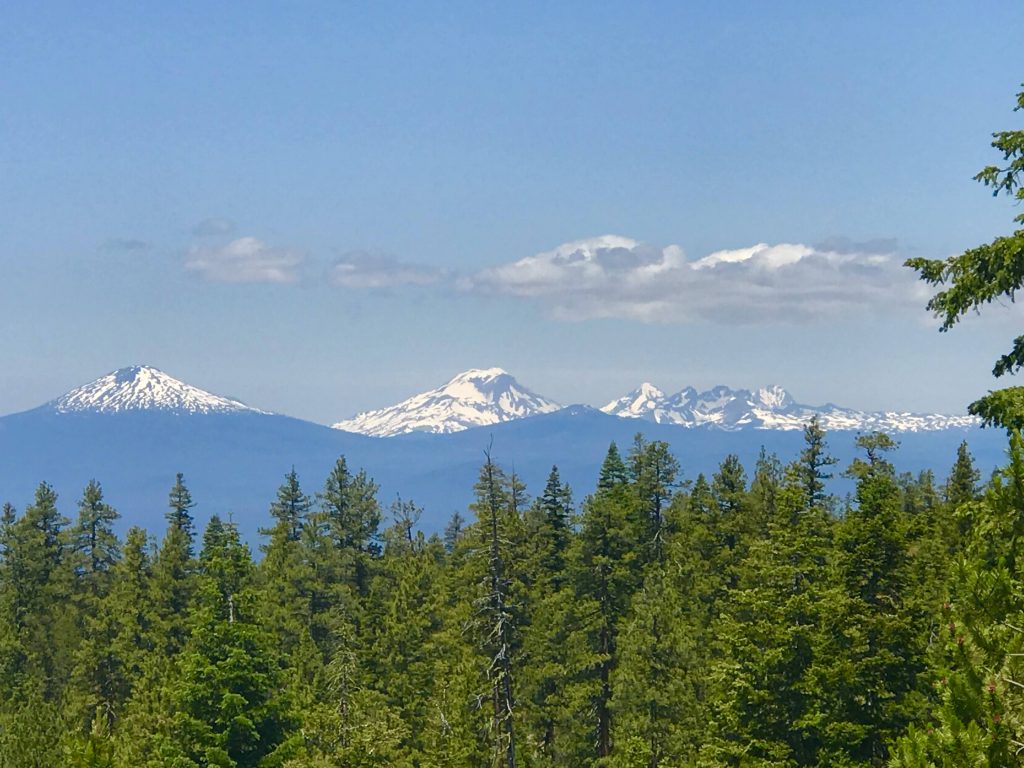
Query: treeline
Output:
[[0, 419, 1020, 766]]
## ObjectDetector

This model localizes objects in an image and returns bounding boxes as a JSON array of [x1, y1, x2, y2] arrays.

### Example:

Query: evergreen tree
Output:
[[0, 502, 16, 562], [168, 516, 291, 767], [68, 480, 121, 589], [945, 440, 981, 509], [565, 443, 641, 764], [470, 452, 519, 768], [905, 84, 1024, 429], [798, 415, 839, 512], [613, 557, 703, 767], [365, 514, 447, 762], [65, 482, 123, 738], [702, 467, 836, 766], [628, 436, 680, 562], [519, 466, 574, 766], [443, 510, 467, 553], [151, 473, 197, 656], [260, 469, 316, 659], [892, 432, 1024, 766], [821, 433, 928, 766], [0, 483, 73, 700]]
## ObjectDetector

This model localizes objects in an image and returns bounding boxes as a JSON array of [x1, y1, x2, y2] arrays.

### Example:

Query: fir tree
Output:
[[945, 440, 981, 509], [0, 483, 73, 700], [443, 510, 467, 553], [822, 433, 928, 765], [65, 482, 123, 738], [798, 415, 839, 512], [69, 480, 121, 590], [260, 469, 316, 658], [151, 473, 197, 656], [702, 468, 836, 766], [470, 451, 519, 768], [565, 443, 641, 763], [892, 432, 1024, 766], [628, 436, 680, 562], [169, 516, 291, 767]]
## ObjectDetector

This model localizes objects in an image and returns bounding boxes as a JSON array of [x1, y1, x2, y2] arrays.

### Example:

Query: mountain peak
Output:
[[600, 382, 667, 418], [48, 365, 264, 415], [448, 367, 509, 380], [332, 368, 561, 436]]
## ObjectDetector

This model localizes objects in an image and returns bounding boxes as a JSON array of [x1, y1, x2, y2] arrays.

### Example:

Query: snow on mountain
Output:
[[601, 383, 978, 432], [47, 365, 265, 415], [332, 368, 562, 437]]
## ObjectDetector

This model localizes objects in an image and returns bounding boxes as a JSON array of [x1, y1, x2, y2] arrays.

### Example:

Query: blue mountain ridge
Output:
[[0, 403, 1009, 542]]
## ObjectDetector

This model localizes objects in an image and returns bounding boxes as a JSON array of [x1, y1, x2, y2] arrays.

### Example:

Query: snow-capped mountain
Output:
[[332, 368, 562, 437], [47, 365, 265, 415], [601, 383, 978, 433]]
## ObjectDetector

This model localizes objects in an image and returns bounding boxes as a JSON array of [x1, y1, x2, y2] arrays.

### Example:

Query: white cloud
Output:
[[184, 237, 304, 283], [466, 235, 916, 323], [330, 252, 442, 289]]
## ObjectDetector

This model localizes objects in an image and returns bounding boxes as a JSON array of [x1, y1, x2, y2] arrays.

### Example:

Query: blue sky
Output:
[[2, 1, 1023, 422]]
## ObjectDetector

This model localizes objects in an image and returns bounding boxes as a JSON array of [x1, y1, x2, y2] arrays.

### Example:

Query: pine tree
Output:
[[166, 472, 195, 543], [260, 469, 316, 659], [68, 480, 121, 589], [892, 432, 1024, 766], [0, 483, 73, 700], [564, 443, 641, 764], [613, 557, 704, 767], [798, 415, 839, 512], [628, 436, 680, 563], [945, 440, 981, 509], [702, 467, 836, 766], [0, 502, 16, 562], [151, 473, 197, 656], [168, 516, 291, 767], [443, 510, 467, 553], [470, 451, 519, 768], [518, 466, 574, 765], [820, 433, 928, 766], [65, 481, 123, 738], [365, 513, 448, 762]]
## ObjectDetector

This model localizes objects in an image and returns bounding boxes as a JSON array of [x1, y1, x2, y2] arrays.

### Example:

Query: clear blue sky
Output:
[[2, 1, 1023, 421]]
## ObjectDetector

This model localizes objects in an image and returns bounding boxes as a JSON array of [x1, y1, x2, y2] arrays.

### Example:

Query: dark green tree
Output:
[[905, 84, 1024, 429], [945, 440, 981, 509], [892, 432, 1024, 766], [0, 483, 73, 700], [820, 433, 927, 766], [564, 443, 641, 763], [168, 516, 291, 767], [151, 473, 197, 656], [798, 415, 838, 512]]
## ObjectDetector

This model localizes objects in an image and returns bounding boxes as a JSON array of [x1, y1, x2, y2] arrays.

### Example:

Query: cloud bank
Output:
[[465, 235, 918, 323], [185, 237, 305, 283]]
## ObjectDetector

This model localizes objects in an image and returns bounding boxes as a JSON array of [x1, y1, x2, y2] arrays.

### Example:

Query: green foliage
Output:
[[0, 437, 1008, 767], [906, 84, 1024, 430], [169, 516, 291, 767], [892, 432, 1024, 767]]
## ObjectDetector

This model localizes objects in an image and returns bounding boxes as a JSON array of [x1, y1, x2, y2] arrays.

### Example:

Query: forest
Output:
[[1, 419, 1020, 767]]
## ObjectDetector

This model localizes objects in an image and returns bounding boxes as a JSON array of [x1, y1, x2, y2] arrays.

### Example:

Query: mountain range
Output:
[[0, 365, 1000, 539], [329, 367, 976, 436]]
